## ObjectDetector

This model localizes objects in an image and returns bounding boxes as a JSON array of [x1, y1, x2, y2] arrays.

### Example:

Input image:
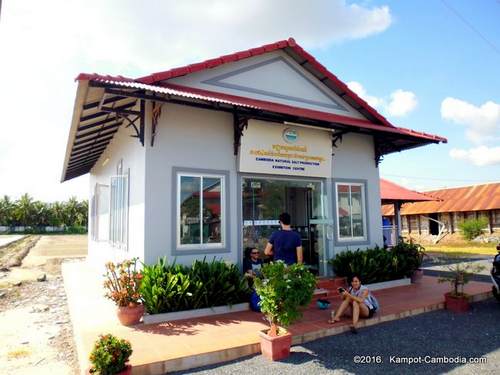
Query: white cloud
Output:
[[450, 146, 500, 167], [0, 1, 392, 201], [441, 97, 500, 144], [346, 81, 383, 108], [386, 89, 418, 117], [347, 82, 417, 117]]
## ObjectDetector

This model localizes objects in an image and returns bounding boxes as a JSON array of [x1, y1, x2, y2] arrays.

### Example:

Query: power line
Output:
[[382, 173, 499, 183], [440, 0, 500, 56]]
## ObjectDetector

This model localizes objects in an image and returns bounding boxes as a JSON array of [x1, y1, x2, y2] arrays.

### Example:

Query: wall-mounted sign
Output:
[[239, 120, 332, 178]]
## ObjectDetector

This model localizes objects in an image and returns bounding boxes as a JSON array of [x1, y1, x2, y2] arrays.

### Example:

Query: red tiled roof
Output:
[[74, 75, 446, 143], [380, 178, 437, 204], [135, 38, 394, 128], [381, 182, 500, 216]]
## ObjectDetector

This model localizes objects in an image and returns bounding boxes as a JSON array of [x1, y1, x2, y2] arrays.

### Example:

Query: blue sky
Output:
[[315, 0, 500, 190], [0, 0, 498, 201]]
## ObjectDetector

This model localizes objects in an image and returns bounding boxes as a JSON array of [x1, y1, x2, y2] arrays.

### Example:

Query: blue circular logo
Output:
[[283, 128, 298, 143]]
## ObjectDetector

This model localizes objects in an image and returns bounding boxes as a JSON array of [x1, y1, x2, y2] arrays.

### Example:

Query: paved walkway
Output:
[[178, 298, 500, 375], [62, 261, 492, 375]]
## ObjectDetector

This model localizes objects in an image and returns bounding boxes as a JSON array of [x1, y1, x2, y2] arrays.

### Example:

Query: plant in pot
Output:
[[438, 261, 484, 313], [254, 261, 316, 361], [392, 241, 426, 283], [89, 334, 132, 375], [104, 258, 144, 325]]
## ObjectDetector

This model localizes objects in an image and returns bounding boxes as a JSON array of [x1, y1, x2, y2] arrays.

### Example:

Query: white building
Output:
[[61, 38, 446, 276]]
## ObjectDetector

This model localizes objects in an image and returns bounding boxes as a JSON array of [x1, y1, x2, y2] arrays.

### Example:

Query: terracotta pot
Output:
[[117, 304, 144, 326], [87, 364, 132, 375], [259, 328, 292, 361], [411, 269, 424, 283], [444, 292, 470, 313]]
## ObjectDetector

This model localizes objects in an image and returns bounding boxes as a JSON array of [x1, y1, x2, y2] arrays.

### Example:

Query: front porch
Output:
[[62, 261, 492, 374]]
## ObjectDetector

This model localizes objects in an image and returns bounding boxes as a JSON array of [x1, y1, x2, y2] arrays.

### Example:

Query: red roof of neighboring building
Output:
[[380, 178, 437, 204], [381, 182, 500, 216]]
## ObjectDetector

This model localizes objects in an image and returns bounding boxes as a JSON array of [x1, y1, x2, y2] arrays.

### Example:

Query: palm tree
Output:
[[0, 195, 15, 226], [14, 193, 35, 226]]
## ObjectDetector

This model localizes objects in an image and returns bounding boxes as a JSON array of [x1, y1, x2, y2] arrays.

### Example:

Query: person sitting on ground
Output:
[[243, 246, 263, 281], [328, 275, 378, 333]]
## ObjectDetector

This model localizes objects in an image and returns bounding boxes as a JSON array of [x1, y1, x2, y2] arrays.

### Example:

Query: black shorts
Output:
[[368, 307, 376, 318]]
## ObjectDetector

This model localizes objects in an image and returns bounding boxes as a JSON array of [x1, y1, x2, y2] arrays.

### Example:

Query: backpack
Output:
[[369, 293, 380, 311]]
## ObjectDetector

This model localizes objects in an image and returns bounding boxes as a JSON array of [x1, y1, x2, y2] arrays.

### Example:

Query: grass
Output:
[[424, 242, 497, 256]]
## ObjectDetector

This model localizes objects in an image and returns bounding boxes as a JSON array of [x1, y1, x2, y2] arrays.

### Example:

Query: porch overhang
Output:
[[61, 78, 446, 182]]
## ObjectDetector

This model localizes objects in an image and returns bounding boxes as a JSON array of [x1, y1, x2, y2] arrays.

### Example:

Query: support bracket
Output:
[[233, 113, 248, 156], [151, 100, 164, 147]]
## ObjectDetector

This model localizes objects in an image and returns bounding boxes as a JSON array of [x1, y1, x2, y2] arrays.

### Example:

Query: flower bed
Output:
[[140, 257, 250, 315]]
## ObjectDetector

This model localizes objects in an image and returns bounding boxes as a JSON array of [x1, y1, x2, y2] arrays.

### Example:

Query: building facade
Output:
[[381, 183, 500, 237], [61, 39, 446, 275]]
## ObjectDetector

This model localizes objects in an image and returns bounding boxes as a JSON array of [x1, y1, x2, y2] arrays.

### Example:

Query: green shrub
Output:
[[65, 225, 88, 234], [89, 334, 132, 375], [140, 257, 250, 314], [329, 242, 424, 284], [458, 217, 488, 241], [254, 261, 316, 335]]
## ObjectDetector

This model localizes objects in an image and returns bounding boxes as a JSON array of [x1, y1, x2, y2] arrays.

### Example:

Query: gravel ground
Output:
[[177, 298, 500, 375], [0, 236, 85, 375]]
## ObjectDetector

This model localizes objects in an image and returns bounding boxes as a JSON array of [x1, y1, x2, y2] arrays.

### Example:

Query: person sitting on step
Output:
[[328, 275, 378, 333]]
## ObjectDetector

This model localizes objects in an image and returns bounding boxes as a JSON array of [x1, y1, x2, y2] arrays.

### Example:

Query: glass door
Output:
[[241, 177, 328, 275]]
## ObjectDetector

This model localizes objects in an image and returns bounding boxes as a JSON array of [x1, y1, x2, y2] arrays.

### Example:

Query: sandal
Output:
[[328, 318, 340, 324], [350, 325, 358, 334]]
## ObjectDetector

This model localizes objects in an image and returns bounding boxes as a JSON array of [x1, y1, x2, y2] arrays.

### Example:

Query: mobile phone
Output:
[[338, 287, 345, 293]]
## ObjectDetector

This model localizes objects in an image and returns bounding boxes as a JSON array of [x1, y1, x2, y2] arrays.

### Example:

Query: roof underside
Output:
[[381, 182, 500, 216], [61, 38, 447, 182]]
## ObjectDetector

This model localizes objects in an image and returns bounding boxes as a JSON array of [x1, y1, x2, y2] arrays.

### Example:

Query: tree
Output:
[[14, 193, 35, 226], [0, 195, 15, 226]]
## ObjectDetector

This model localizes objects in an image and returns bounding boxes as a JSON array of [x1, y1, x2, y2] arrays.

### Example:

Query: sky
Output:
[[0, 0, 498, 201]]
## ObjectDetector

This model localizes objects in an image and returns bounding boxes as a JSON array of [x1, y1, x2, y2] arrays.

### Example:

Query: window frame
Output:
[[334, 181, 368, 244], [173, 168, 230, 254], [108, 169, 129, 250]]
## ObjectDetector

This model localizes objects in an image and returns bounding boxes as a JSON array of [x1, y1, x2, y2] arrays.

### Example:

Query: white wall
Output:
[[144, 103, 238, 265], [143, 103, 383, 267], [331, 132, 383, 254], [88, 116, 146, 269]]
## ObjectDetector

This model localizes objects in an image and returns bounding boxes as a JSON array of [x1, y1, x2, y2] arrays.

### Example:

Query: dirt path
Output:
[[0, 235, 87, 375]]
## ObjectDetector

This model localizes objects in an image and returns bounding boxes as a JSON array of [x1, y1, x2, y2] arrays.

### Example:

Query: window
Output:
[[109, 172, 129, 249], [336, 183, 366, 241], [177, 172, 225, 249]]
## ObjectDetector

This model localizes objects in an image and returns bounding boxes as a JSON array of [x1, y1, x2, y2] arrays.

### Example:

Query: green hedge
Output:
[[140, 257, 250, 314], [329, 242, 424, 284]]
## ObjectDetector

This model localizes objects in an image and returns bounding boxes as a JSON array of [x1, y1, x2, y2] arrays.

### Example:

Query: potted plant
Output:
[[254, 261, 316, 361], [104, 258, 144, 325], [89, 334, 132, 375], [438, 261, 484, 313]]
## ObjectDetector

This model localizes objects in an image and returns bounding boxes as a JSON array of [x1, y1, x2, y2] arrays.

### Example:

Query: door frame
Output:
[[237, 173, 330, 276]]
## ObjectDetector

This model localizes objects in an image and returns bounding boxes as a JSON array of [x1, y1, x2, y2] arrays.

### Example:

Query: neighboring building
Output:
[[60, 38, 446, 275], [381, 182, 500, 236]]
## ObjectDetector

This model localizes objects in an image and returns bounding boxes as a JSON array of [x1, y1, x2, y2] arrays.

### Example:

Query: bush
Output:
[[254, 261, 316, 335], [140, 257, 250, 314], [89, 334, 132, 375], [329, 242, 424, 284], [458, 217, 488, 241]]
